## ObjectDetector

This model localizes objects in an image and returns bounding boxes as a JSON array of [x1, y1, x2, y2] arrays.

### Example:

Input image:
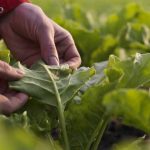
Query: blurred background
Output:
[[30, 0, 150, 66], [31, 0, 150, 17], [0, 1, 150, 150]]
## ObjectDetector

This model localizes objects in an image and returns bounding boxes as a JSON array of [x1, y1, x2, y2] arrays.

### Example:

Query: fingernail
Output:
[[16, 69, 25, 75]]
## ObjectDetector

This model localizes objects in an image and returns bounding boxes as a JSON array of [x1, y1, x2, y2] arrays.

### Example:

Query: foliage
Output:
[[0, 115, 62, 150], [5, 53, 150, 150], [10, 61, 95, 150], [1, 1, 150, 150], [52, 3, 150, 66], [112, 138, 150, 150], [10, 61, 95, 106]]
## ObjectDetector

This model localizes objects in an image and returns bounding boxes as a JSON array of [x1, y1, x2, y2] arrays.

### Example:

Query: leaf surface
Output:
[[103, 89, 150, 133], [10, 62, 95, 107], [105, 53, 150, 88], [65, 82, 116, 150]]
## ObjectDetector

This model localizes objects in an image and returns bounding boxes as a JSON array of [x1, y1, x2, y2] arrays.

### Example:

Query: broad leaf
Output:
[[105, 53, 150, 88], [65, 53, 150, 150], [91, 35, 118, 63], [79, 61, 107, 92], [65, 82, 116, 150], [118, 23, 150, 51], [9, 62, 95, 107], [103, 89, 150, 133], [24, 100, 57, 133]]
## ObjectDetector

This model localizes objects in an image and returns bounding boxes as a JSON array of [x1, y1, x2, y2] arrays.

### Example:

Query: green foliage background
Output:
[[31, 0, 150, 16], [29, 0, 150, 67], [1, 0, 150, 150]]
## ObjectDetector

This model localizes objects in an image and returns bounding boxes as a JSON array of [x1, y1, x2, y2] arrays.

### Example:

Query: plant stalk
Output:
[[86, 119, 104, 150], [43, 65, 70, 150], [92, 117, 109, 150]]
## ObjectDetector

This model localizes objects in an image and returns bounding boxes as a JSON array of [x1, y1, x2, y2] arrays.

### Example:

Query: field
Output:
[[31, 0, 150, 17], [1, 0, 150, 150]]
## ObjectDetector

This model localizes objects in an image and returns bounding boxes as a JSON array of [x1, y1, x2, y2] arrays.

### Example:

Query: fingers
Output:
[[62, 57, 81, 70], [62, 37, 81, 69], [57, 31, 81, 69], [51, 20, 81, 69], [0, 92, 28, 115], [38, 24, 59, 66], [0, 61, 24, 80]]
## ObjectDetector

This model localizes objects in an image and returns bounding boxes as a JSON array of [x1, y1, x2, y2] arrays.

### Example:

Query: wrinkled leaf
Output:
[[24, 100, 57, 134], [105, 53, 150, 88], [10, 62, 95, 107], [119, 23, 150, 51], [80, 61, 107, 92]]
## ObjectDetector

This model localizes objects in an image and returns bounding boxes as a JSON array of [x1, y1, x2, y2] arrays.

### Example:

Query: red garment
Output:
[[0, 0, 29, 16]]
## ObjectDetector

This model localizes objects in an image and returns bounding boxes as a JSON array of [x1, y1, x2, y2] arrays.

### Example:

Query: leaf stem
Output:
[[47, 134, 57, 150], [86, 118, 104, 150], [43, 65, 70, 150], [92, 117, 109, 150]]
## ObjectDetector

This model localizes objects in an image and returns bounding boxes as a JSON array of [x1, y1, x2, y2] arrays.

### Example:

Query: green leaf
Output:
[[0, 112, 30, 129], [91, 35, 118, 63], [63, 4, 92, 29], [65, 82, 115, 150], [24, 100, 57, 134], [9, 62, 95, 107], [119, 23, 150, 51], [0, 50, 10, 63], [105, 53, 150, 88], [65, 53, 150, 149], [9, 61, 95, 150], [57, 19, 101, 65], [102, 3, 141, 36], [112, 138, 148, 150], [79, 61, 107, 92], [0, 115, 63, 150], [103, 89, 150, 133]]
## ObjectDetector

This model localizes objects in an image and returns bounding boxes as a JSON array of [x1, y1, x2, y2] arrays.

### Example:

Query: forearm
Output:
[[0, 0, 29, 16]]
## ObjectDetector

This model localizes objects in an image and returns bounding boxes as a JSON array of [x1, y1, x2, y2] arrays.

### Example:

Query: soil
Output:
[[99, 121, 146, 150]]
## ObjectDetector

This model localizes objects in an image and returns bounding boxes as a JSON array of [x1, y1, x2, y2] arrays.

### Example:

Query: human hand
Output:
[[0, 3, 81, 69], [0, 61, 28, 115]]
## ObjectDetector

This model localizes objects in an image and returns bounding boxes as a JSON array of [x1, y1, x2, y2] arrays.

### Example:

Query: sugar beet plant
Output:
[[1, 2, 150, 149], [56, 3, 150, 66], [3, 52, 150, 150]]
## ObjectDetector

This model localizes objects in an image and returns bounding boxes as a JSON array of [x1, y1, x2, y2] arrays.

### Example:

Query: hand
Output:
[[0, 61, 28, 115], [0, 3, 81, 69]]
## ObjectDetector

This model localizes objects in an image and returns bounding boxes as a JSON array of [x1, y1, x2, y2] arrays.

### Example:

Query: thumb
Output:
[[0, 61, 24, 81], [38, 27, 59, 65]]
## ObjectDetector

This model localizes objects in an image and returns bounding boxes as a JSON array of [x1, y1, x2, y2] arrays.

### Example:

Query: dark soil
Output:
[[99, 121, 146, 150]]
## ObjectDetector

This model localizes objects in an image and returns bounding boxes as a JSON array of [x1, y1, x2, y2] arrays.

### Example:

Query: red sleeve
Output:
[[0, 0, 29, 16]]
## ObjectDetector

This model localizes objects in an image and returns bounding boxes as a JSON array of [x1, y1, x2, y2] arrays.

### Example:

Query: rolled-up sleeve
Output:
[[0, 0, 29, 16]]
